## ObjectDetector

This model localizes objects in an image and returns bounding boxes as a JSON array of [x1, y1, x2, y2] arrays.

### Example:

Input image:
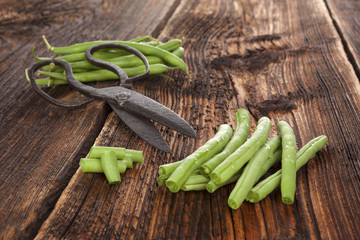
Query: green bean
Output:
[[38, 63, 177, 83], [206, 148, 282, 193], [43, 46, 185, 73], [80, 158, 128, 173], [158, 161, 183, 179], [53, 39, 181, 63], [246, 135, 328, 203], [277, 121, 297, 204], [206, 172, 241, 193], [46, 39, 187, 73], [43, 35, 156, 51], [181, 183, 208, 191], [210, 117, 272, 185], [165, 124, 233, 193], [228, 136, 281, 209], [200, 109, 250, 176], [88, 146, 143, 163], [101, 151, 121, 184]]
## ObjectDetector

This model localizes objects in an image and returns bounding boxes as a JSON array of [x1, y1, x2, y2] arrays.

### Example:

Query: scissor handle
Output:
[[85, 43, 150, 87], [28, 59, 93, 109]]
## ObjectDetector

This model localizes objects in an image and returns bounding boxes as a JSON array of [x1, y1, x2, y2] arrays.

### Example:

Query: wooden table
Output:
[[1, 0, 359, 239]]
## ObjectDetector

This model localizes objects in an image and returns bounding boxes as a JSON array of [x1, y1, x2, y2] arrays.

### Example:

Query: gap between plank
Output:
[[323, 0, 360, 82]]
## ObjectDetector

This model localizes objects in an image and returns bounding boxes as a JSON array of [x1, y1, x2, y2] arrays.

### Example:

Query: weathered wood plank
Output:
[[34, 0, 360, 239], [325, 0, 360, 75], [0, 0, 177, 239]]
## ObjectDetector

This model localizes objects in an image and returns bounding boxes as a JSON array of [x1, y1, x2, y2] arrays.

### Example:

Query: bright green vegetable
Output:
[[200, 109, 250, 176], [158, 161, 183, 179], [42, 46, 185, 72], [38, 64, 177, 83], [165, 124, 233, 192], [181, 183, 208, 191], [206, 148, 281, 193], [246, 135, 328, 203], [88, 146, 143, 163], [80, 158, 128, 173], [101, 151, 121, 184], [45, 38, 187, 73], [210, 117, 272, 185], [228, 136, 281, 209], [48, 39, 182, 63], [277, 121, 297, 204], [181, 173, 210, 191]]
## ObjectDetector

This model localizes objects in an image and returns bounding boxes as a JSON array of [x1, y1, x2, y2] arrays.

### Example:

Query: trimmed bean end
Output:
[[282, 196, 294, 205]]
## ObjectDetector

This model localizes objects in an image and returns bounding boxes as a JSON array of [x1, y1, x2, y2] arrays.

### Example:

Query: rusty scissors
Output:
[[28, 43, 196, 153]]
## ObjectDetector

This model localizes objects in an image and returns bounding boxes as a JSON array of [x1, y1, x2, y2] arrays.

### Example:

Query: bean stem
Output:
[[165, 124, 233, 192]]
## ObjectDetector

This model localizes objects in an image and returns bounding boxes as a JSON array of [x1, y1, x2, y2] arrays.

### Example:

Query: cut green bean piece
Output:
[[101, 151, 121, 184], [184, 174, 210, 185], [228, 136, 281, 209], [80, 158, 127, 173], [246, 135, 328, 203], [277, 121, 297, 204], [181, 183, 208, 191], [158, 161, 183, 179], [210, 117, 272, 185], [89, 146, 125, 159], [165, 124, 233, 193], [88, 146, 143, 163], [200, 109, 250, 176], [157, 177, 166, 185], [206, 149, 281, 193], [206, 172, 241, 193]]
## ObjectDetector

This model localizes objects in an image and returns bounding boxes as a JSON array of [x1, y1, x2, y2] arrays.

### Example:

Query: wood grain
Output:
[[32, 0, 360, 239], [0, 0, 177, 239], [325, 0, 360, 75], [0, 0, 359, 239]]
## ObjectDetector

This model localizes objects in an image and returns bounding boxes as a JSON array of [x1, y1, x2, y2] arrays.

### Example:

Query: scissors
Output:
[[27, 43, 197, 153]]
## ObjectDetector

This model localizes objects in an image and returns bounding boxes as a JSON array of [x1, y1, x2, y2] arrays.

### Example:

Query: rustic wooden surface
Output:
[[0, 0, 359, 239]]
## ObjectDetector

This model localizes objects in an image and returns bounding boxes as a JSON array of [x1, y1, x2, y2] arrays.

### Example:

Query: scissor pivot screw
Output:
[[116, 92, 131, 100]]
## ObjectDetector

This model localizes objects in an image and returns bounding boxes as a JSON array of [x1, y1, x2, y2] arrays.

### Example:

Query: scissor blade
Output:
[[109, 103, 172, 153], [118, 90, 197, 138]]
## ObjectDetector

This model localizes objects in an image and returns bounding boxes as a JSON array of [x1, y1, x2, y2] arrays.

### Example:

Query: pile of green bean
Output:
[[80, 146, 143, 184], [157, 109, 328, 209], [27, 35, 190, 86]]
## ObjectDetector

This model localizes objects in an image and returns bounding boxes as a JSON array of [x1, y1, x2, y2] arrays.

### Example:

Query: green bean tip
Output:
[[42, 35, 54, 52]]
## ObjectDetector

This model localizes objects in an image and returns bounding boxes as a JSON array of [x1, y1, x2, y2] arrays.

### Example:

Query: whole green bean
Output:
[[52, 39, 182, 63], [246, 135, 328, 203], [165, 124, 233, 193], [101, 151, 121, 184], [277, 121, 297, 204], [47, 40, 187, 73], [210, 117, 272, 185], [228, 136, 281, 209], [200, 109, 250, 176], [38, 64, 177, 83], [43, 46, 185, 72]]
